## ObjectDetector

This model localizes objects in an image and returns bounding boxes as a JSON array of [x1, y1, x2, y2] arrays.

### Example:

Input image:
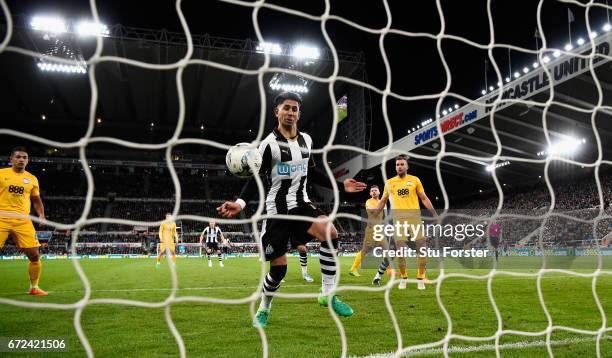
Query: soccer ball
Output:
[[226, 143, 262, 178]]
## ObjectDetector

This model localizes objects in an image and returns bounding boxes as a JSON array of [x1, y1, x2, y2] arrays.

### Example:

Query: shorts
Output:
[[261, 202, 325, 261], [206, 242, 220, 251], [392, 216, 424, 242], [0, 218, 39, 249], [159, 239, 175, 253], [289, 234, 313, 249], [363, 226, 387, 248]]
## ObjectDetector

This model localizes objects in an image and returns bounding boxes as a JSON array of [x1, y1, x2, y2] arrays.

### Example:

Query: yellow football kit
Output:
[[158, 221, 177, 253], [382, 174, 424, 241], [363, 197, 384, 246], [0, 168, 40, 249]]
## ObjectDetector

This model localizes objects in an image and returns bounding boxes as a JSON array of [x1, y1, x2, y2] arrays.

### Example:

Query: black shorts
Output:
[[289, 235, 312, 250], [261, 202, 325, 261], [206, 242, 220, 251]]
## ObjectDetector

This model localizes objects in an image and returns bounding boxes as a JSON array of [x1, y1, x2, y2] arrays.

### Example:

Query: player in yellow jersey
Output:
[[374, 155, 438, 290], [0, 147, 47, 296], [156, 213, 179, 268], [349, 185, 392, 283]]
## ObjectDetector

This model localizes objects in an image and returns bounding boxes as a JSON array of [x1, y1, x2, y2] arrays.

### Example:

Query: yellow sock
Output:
[[417, 256, 427, 279], [399, 267, 407, 279], [350, 252, 363, 272], [417, 267, 426, 279], [171, 255, 176, 264], [28, 260, 42, 288], [156, 256, 162, 264]]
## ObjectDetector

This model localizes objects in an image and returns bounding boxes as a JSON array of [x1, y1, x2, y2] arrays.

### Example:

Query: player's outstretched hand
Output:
[[343, 178, 367, 193], [217, 201, 242, 218]]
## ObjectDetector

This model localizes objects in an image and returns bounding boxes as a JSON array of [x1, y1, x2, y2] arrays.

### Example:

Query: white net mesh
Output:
[[0, 0, 611, 357]]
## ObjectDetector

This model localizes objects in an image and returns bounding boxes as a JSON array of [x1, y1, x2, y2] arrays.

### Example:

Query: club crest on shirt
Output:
[[23, 178, 30, 184], [406, 181, 413, 187]]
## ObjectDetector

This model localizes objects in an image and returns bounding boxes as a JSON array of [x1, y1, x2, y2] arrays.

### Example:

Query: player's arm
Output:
[[30, 180, 45, 221], [199, 229, 205, 245], [372, 184, 389, 214], [373, 196, 388, 214], [173, 225, 179, 244], [219, 228, 226, 244], [158, 225, 163, 241], [307, 156, 367, 195], [31, 195, 45, 221], [217, 143, 272, 218], [417, 185, 439, 221]]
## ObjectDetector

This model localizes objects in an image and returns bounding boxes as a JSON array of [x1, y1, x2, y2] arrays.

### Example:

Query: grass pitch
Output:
[[0, 256, 610, 357]]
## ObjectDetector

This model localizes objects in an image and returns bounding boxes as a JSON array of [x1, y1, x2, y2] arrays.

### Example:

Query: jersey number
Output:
[[397, 188, 410, 196], [8, 185, 25, 194]]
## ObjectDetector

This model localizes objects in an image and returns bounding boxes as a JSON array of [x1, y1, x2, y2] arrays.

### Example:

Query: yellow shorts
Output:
[[0, 218, 39, 249], [363, 226, 385, 248], [159, 240, 175, 253], [393, 217, 424, 242]]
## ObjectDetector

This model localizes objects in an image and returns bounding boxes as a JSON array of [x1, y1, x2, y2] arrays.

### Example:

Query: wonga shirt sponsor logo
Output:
[[276, 162, 308, 176]]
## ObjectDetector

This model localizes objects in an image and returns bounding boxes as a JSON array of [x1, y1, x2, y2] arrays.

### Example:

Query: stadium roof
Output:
[[336, 32, 612, 200], [0, 19, 364, 147]]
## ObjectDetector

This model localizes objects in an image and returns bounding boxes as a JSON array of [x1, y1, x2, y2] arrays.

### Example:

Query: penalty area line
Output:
[[351, 336, 612, 357]]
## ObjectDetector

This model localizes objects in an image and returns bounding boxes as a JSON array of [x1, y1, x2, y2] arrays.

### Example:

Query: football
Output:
[[225, 143, 262, 178]]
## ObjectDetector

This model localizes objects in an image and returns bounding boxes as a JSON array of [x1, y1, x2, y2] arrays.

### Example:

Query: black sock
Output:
[[377, 258, 390, 276], [299, 251, 307, 268], [260, 264, 287, 309], [319, 239, 338, 294]]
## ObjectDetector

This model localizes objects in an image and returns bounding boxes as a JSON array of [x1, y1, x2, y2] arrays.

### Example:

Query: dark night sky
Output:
[[6, 0, 612, 151]]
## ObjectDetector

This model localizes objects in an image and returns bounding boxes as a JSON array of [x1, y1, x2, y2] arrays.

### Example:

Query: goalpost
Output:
[[0, 0, 611, 357]]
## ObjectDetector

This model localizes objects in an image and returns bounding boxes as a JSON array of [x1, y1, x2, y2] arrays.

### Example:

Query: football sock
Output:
[[417, 256, 427, 279], [28, 259, 42, 289], [398, 257, 408, 279], [260, 264, 287, 310], [299, 251, 308, 274], [319, 239, 338, 295], [376, 258, 389, 277], [350, 251, 363, 272]]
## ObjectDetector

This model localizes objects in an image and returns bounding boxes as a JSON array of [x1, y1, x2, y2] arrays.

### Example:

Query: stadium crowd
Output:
[[1, 164, 610, 256]]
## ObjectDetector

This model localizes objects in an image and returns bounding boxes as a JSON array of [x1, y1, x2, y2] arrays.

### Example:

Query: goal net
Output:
[[0, 0, 611, 357]]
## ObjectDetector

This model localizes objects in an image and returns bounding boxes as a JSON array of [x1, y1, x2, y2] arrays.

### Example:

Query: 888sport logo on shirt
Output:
[[396, 182, 414, 197], [8, 185, 25, 195]]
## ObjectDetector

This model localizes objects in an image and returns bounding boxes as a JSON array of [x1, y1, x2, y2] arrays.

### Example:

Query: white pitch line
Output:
[[0, 284, 309, 295], [0, 273, 609, 295], [352, 336, 612, 357]]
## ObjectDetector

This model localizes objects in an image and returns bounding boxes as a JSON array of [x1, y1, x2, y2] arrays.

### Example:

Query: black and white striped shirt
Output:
[[201, 226, 223, 243], [238, 128, 356, 215]]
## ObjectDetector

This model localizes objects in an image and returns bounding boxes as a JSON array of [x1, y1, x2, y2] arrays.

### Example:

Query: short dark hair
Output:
[[10, 146, 28, 157], [370, 185, 379, 190], [395, 154, 409, 163], [273, 92, 303, 108]]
